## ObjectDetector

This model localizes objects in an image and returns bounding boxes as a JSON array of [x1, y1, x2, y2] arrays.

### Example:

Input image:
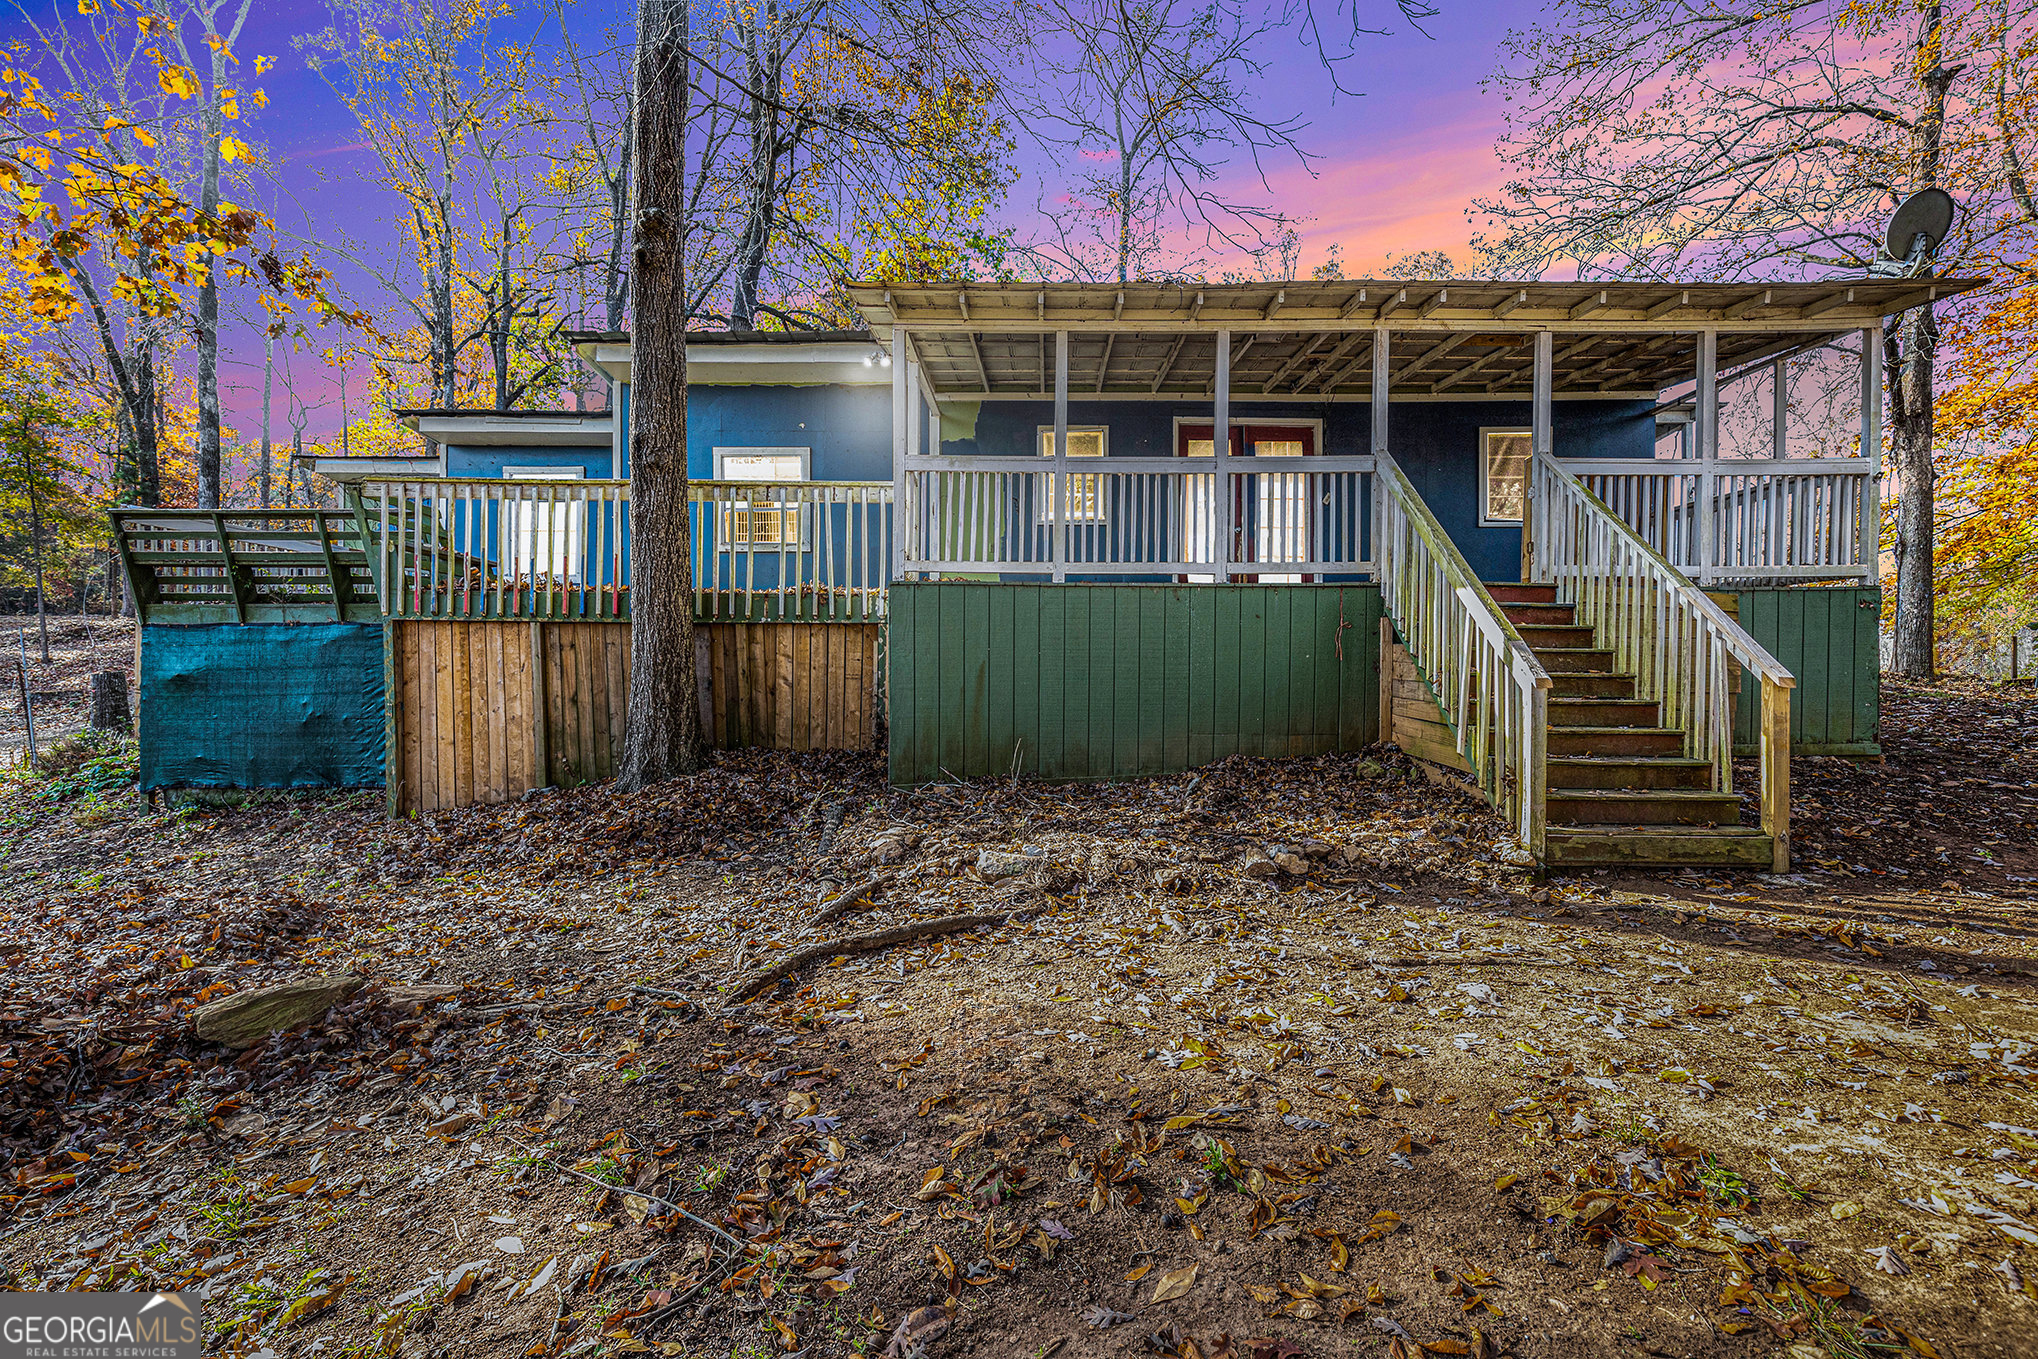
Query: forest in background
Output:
[[0, 0, 2033, 677]]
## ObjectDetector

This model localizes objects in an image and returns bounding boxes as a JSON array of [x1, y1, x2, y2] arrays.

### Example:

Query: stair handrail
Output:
[[1374, 450, 1552, 856], [1527, 449, 1795, 871]]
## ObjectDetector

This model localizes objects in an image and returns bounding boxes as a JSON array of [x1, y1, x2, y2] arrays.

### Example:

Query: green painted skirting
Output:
[[887, 583, 1384, 784], [1731, 586, 1881, 758]]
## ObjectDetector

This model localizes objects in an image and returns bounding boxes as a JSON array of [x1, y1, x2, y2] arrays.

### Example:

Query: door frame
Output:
[[1170, 417, 1324, 581]]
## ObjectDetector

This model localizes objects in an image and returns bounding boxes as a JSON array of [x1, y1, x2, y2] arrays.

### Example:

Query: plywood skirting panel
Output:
[[392, 620, 880, 811], [886, 583, 1383, 785]]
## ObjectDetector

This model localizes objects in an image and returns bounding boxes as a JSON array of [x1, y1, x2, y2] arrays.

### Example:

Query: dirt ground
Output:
[[0, 613, 137, 761], [0, 678, 2034, 1359]]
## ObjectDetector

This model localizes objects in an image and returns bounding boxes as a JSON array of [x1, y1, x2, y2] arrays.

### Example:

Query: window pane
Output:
[[1185, 439, 1214, 458], [1486, 432, 1530, 522], [722, 453, 804, 482], [1253, 439, 1304, 457], [1037, 428, 1106, 457]]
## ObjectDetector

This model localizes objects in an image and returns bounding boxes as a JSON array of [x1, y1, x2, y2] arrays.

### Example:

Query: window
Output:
[[713, 446, 810, 549], [1036, 426, 1107, 522], [1481, 428, 1532, 525], [502, 466, 584, 581]]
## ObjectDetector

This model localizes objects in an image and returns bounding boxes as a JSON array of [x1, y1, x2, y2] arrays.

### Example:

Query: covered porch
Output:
[[850, 278, 1961, 587], [855, 279, 1976, 869]]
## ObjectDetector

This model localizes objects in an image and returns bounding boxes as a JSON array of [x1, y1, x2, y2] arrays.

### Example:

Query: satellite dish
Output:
[[1882, 188, 1956, 266]]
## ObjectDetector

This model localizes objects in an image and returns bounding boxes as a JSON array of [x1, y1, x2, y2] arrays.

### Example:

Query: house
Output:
[[113, 277, 1978, 871]]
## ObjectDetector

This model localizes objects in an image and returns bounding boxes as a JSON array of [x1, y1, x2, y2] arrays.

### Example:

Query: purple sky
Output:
[[4, 2, 1529, 440]]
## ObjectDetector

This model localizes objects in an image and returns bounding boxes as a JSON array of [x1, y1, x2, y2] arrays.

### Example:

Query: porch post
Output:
[[907, 359, 923, 460], [1214, 328, 1232, 583], [1370, 328, 1388, 586], [1696, 328, 1719, 585], [891, 328, 908, 580], [1771, 358, 1787, 459], [1858, 327, 1883, 586], [1527, 329, 1553, 580], [1052, 330, 1069, 584], [1369, 326, 1389, 457]]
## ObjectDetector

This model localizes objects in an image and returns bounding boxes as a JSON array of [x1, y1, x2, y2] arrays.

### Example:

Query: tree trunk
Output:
[[1890, 304, 1938, 678], [1888, 3, 1954, 680], [618, 0, 704, 789], [134, 350, 160, 507], [23, 414, 49, 662], [607, 96, 634, 331], [196, 78, 224, 507], [728, 19, 779, 331], [259, 332, 274, 507]]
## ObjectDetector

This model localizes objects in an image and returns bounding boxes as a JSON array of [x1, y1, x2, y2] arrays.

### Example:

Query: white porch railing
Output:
[[354, 478, 892, 620], [1375, 451, 1552, 855], [1556, 457, 1874, 585], [1530, 451, 1796, 869], [896, 455, 1376, 578]]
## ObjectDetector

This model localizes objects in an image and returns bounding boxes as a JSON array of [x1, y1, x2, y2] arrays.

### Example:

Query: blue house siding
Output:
[[445, 441, 615, 479], [945, 398, 1657, 582], [681, 383, 894, 482]]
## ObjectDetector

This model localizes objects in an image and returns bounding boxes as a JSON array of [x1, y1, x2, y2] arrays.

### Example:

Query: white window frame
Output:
[[502, 465, 585, 582], [712, 446, 812, 550], [1479, 427, 1532, 526], [1035, 425, 1108, 523]]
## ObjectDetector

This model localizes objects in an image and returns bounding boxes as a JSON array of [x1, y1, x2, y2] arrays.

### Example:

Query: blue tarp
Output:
[[139, 624, 384, 790]]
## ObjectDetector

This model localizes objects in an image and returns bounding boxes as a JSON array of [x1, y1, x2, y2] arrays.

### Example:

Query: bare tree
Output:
[[1474, 0, 2038, 679], [163, 0, 254, 508], [1018, 0, 1310, 283], [618, 0, 704, 787], [299, 0, 540, 408], [539, 6, 635, 333]]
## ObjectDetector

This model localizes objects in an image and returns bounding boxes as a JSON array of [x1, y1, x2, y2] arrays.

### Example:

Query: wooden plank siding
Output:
[[1379, 633, 1473, 774], [1730, 586, 1881, 757], [391, 619, 880, 811], [886, 583, 1384, 784]]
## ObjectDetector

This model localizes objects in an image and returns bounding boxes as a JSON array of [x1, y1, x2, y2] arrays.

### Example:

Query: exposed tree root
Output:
[[729, 912, 1011, 1000]]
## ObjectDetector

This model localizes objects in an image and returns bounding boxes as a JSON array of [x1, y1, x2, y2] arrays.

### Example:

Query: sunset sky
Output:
[[0, 1, 1534, 440]]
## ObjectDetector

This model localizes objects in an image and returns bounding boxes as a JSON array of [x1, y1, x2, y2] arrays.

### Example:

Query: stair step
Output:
[[1517, 623, 1598, 649], [1531, 647, 1619, 675], [1548, 788, 1742, 827], [1483, 583, 1559, 604], [1546, 756, 1712, 790], [1545, 726, 1687, 757], [1543, 826, 1775, 868], [1549, 698, 1663, 728], [1500, 602, 1578, 628], [1548, 672, 1636, 699]]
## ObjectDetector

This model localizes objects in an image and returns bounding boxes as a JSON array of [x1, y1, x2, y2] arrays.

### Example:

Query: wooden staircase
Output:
[[1484, 583, 1774, 868]]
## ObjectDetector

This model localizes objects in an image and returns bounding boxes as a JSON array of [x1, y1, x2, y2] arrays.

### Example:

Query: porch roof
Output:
[[846, 278, 1984, 400]]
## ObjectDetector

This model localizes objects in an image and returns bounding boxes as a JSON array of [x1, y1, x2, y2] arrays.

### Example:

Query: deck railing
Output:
[[1530, 451, 1796, 869], [897, 454, 1376, 578], [111, 508, 380, 623], [1556, 457, 1874, 585], [355, 478, 893, 621], [1375, 451, 1551, 854]]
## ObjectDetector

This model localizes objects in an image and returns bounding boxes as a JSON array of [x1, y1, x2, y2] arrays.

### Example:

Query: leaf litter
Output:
[[0, 679, 2031, 1356]]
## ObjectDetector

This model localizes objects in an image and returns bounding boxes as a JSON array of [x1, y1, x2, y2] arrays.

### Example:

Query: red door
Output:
[[1175, 423, 1318, 580]]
